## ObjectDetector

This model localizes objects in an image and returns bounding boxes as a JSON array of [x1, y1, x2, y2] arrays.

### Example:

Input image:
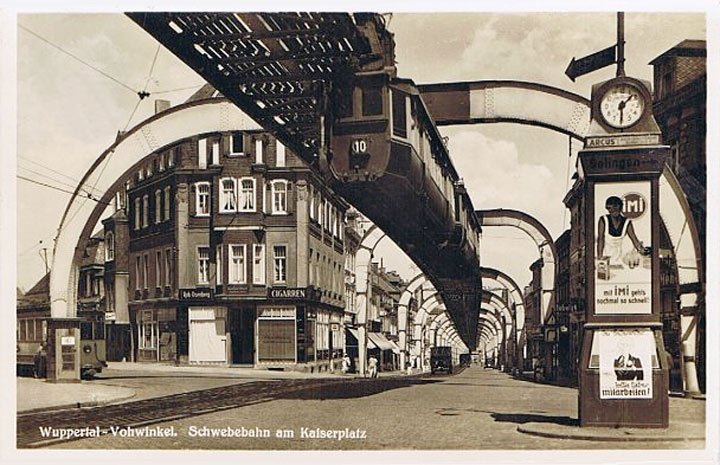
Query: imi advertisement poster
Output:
[[599, 329, 655, 399], [594, 181, 652, 314]]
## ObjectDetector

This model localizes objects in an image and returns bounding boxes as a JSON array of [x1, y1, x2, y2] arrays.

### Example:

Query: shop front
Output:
[[134, 307, 177, 362], [256, 287, 343, 371]]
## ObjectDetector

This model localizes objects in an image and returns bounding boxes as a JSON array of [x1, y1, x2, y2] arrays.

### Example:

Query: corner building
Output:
[[124, 94, 348, 370]]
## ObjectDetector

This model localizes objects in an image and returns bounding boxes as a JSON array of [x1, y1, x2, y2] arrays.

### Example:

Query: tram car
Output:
[[17, 312, 107, 379], [329, 72, 481, 280]]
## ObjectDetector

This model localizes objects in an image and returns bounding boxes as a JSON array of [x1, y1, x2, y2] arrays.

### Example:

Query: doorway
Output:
[[229, 307, 255, 365]]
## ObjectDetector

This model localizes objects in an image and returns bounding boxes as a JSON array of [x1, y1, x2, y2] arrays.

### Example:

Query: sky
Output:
[[13, 10, 707, 294]]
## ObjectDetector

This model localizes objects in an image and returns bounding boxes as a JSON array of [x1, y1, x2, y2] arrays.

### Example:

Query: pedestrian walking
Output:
[[368, 355, 379, 378], [341, 353, 351, 374]]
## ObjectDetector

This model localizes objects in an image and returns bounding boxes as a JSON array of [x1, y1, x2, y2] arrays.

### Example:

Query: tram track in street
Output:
[[17, 377, 348, 449]]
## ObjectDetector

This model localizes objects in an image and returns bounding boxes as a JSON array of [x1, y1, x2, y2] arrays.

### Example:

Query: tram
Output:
[[17, 312, 107, 379]]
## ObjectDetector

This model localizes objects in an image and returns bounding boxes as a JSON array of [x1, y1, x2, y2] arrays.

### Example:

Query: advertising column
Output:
[[577, 75, 670, 428]]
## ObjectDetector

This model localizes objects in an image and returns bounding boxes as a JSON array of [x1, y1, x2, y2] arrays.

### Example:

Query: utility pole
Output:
[[616, 12, 625, 77], [39, 247, 49, 275]]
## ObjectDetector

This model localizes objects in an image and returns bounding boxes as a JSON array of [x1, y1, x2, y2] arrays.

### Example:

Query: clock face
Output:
[[599, 83, 646, 129]]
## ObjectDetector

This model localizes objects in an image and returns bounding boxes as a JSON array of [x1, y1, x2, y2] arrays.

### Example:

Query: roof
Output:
[[649, 40, 706, 65], [17, 273, 50, 310]]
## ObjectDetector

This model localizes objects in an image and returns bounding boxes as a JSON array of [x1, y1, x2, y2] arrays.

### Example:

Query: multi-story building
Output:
[[523, 258, 543, 373], [650, 39, 706, 393], [120, 90, 349, 371]]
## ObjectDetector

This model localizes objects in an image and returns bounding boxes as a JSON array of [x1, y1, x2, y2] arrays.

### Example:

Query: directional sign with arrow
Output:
[[565, 45, 617, 81]]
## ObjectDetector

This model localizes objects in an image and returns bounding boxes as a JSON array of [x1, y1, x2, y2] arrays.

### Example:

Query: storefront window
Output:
[[139, 310, 156, 349]]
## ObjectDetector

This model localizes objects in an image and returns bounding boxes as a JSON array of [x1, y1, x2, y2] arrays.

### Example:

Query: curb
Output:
[[18, 392, 137, 416], [517, 422, 705, 442]]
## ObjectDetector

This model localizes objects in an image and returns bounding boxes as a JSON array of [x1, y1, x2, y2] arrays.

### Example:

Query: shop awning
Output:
[[346, 328, 379, 349], [368, 332, 398, 353]]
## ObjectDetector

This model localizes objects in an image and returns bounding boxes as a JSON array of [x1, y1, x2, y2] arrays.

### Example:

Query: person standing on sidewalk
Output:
[[33, 342, 47, 379], [368, 355, 379, 378]]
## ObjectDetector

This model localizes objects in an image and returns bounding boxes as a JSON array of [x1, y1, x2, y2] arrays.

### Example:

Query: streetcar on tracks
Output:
[[17, 311, 107, 379]]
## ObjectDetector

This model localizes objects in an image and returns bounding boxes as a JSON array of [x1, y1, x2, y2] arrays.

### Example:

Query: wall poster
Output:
[[594, 181, 652, 314], [598, 329, 654, 399]]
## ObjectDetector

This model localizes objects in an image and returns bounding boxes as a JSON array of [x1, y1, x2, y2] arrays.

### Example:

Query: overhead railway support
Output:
[[127, 12, 484, 349]]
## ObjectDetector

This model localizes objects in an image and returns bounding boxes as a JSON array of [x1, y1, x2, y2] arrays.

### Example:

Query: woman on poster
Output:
[[597, 196, 650, 270]]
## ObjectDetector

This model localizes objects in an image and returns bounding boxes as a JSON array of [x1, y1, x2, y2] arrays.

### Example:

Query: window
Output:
[[216, 245, 222, 285], [164, 186, 171, 221], [135, 256, 141, 290], [105, 232, 115, 261], [309, 185, 315, 221], [239, 178, 256, 212], [143, 254, 149, 289], [229, 244, 246, 284], [155, 189, 162, 224], [146, 163, 153, 178], [195, 182, 210, 216], [197, 247, 210, 284], [142, 195, 149, 227], [273, 245, 287, 283], [230, 132, 244, 155], [155, 251, 162, 288], [165, 248, 172, 288], [159, 153, 165, 171], [134, 197, 141, 230], [138, 168, 144, 181], [168, 148, 175, 167], [362, 86, 383, 116], [271, 180, 288, 214], [253, 244, 265, 285], [139, 311, 156, 349], [198, 138, 208, 169], [255, 139, 264, 164], [211, 141, 220, 165], [392, 90, 407, 138], [276, 141, 285, 167], [220, 178, 237, 212]]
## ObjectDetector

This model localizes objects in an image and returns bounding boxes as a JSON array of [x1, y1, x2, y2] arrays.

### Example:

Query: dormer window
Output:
[[230, 132, 244, 155]]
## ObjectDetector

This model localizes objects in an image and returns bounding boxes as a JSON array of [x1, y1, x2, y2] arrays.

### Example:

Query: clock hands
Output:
[[617, 94, 635, 125]]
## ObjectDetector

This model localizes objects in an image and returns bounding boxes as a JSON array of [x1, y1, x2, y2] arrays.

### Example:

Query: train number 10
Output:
[[351, 138, 368, 154]]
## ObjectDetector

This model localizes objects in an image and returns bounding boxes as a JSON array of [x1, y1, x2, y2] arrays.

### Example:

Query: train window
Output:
[[362, 86, 383, 116], [392, 91, 407, 138], [80, 322, 93, 340]]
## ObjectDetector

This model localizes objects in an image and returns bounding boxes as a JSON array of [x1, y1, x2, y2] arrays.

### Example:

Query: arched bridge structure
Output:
[[125, 12, 484, 349], [49, 15, 702, 383]]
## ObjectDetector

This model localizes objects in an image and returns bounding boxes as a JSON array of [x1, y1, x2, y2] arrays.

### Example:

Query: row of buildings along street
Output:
[[17, 38, 706, 396]]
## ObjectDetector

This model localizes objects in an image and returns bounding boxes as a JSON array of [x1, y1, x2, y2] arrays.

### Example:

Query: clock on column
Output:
[[591, 77, 653, 133]]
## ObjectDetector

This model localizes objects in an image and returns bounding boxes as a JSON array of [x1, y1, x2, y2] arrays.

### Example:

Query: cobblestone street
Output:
[[33, 366, 704, 451]]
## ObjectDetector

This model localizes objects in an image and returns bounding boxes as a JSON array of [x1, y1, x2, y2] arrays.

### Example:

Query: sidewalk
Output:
[[16, 361, 385, 414], [17, 377, 136, 414]]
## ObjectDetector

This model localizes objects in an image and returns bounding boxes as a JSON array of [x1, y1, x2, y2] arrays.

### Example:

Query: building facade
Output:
[[116, 96, 349, 371], [650, 39, 706, 393]]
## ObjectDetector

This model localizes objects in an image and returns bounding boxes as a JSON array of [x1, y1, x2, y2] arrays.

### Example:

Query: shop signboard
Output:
[[180, 288, 214, 301], [598, 329, 654, 399], [593, 181, 652, 314]]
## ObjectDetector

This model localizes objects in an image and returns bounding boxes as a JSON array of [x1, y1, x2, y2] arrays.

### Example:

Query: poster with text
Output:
[[598, 329, 654, 399], [594, 181, 652, 314]]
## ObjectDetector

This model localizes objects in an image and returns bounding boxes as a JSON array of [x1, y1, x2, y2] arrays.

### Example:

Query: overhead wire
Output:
[[18, 156, 104, 196], [19, 24, 137, 95], [17, 175, 111, 206]]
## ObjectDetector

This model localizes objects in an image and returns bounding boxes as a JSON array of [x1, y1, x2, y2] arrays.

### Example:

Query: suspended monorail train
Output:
[[328, 72, 482, 282]]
